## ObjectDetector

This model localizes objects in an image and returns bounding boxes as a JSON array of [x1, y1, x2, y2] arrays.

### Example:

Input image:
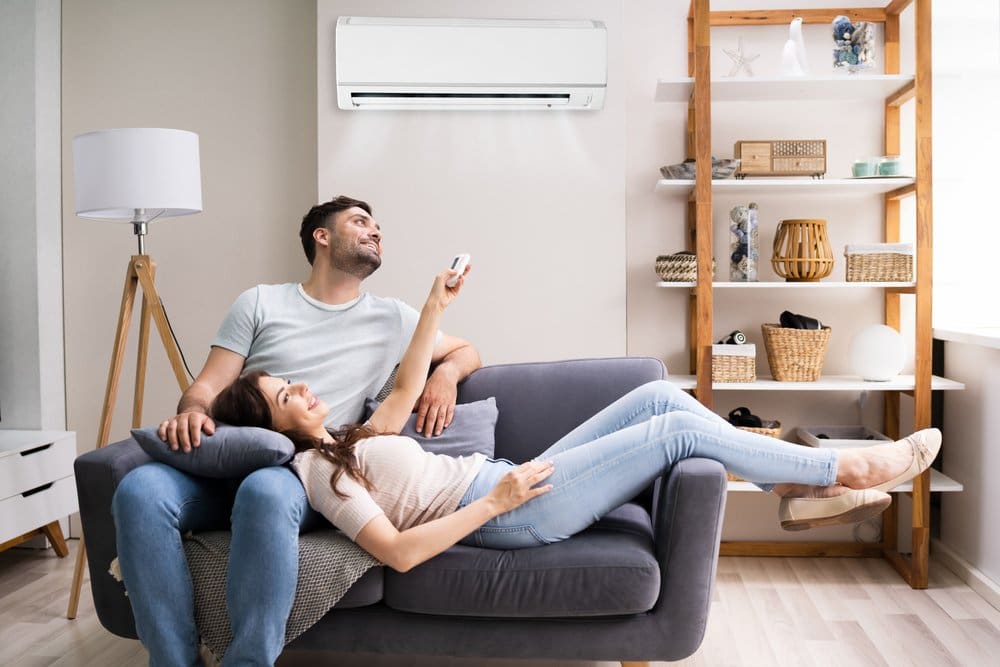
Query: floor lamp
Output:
[[66, 128, 202, 619]]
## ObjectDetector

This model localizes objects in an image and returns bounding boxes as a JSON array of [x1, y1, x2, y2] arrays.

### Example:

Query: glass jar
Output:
[[729, 202, 759, 281]]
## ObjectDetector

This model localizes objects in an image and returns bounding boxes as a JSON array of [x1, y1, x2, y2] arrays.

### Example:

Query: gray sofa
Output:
[[75, 357, 728, 664]]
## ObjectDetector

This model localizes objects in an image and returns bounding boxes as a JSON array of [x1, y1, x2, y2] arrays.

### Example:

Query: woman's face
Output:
[[257, 375, 328, 433]]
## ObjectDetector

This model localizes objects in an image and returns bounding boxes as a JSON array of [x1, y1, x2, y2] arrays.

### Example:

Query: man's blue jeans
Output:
[[460, 380, 840, 548], [112, 463, 326, 666]]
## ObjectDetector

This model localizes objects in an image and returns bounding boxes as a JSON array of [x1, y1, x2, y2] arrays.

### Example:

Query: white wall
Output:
[[941, 342, 1000, 587], [317, 0, 627, 365], [0, 0, 64, 431]]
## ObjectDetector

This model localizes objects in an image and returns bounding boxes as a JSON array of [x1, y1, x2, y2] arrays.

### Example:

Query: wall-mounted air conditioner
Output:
[[335, 17, 607, 111]]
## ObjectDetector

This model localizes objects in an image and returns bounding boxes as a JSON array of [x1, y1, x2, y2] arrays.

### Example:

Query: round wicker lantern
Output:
[[771, 218, 834, 282]]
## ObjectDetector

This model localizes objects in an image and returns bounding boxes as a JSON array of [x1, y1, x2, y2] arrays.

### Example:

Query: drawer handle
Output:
[[21, 444, 53, 456], [22, 482, 54, 497]]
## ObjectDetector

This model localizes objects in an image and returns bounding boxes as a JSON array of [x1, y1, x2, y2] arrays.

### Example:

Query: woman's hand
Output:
[[486, 460, 555, 515], [426, 264, 471, 312]]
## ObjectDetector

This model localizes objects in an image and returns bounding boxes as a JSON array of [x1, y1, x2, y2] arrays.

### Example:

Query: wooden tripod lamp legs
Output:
[[66, 255, 190, 619]]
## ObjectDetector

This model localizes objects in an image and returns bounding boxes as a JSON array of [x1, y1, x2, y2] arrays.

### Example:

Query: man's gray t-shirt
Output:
[[212, 283, 438, 428]]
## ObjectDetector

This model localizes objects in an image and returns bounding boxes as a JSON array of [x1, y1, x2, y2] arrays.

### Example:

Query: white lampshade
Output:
[[849, 324, 905, 382], [73, 128, 202, 220]]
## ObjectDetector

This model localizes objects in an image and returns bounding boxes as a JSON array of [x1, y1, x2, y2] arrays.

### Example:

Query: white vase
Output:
[[790, 17, 809, 75], [781, 39, 804, 76]]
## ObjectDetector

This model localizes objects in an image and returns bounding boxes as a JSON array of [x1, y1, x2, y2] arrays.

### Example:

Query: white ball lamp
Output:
[[849, 324, 905, 381]]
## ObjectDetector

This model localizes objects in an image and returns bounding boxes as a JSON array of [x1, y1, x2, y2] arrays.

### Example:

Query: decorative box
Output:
[[845, 243, 914, 282], [734, 139, 827, 178], [711, 344, 756, 383]]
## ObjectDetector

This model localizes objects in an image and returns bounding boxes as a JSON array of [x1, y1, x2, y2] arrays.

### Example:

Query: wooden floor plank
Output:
[[829, 620, 890, 667], [3, 543, 1000, 667], [883, 613, 962, 666]]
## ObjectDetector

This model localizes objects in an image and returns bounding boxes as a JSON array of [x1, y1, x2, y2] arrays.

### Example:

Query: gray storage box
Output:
[[796, 425, 891, 449]]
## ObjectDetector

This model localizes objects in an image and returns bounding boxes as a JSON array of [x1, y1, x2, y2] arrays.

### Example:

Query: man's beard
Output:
[[330, 243, 381, 280]]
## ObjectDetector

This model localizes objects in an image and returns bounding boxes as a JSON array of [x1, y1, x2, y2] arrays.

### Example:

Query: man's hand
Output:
[[414, 371, 458, 437], [158, 412, 216, 453]]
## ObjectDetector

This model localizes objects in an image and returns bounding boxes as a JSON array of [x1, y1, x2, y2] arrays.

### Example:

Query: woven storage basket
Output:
[[712, 344, 756, 382], [845, 243, 914, 282], [761, 323, 831, 382], [727, 423, 783, 481], [655, 253, 715, 282]]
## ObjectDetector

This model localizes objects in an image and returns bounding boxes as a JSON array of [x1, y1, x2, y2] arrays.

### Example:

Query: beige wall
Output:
[[317, 0, 627, 366], [62, 0, 317, 468]]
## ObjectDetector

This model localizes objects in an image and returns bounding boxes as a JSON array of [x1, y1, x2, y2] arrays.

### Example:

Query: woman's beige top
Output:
[[291, 435, 487, 540]]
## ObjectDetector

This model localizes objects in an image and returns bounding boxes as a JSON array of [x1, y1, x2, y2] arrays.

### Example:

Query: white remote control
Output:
[[446, 253, 470, 287]]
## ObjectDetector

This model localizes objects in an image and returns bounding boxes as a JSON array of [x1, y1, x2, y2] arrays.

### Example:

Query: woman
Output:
[[210, 268, 939, 569]]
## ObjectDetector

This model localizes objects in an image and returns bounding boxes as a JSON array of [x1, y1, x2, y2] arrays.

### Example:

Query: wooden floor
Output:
[[3, 540, 999, 666]]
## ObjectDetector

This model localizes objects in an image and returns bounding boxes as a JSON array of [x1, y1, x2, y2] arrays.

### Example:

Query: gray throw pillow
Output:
[[364, 397, 498, 458], [131, 424, 295, 479]]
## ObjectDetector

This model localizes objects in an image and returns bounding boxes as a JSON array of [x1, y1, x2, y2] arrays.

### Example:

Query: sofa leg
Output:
[[621, 662, 650, 667]]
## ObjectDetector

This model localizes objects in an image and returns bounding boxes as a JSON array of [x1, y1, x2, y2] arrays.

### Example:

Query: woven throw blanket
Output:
[[183, 529, 379, 660]]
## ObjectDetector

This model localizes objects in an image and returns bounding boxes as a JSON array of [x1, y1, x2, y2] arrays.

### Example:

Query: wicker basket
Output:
[[712, 344, 756, 382], [655, 253, 715, 282], [761, 323, 831, 381], [727, 423, 783, 480], [845, 243, 914, 282]]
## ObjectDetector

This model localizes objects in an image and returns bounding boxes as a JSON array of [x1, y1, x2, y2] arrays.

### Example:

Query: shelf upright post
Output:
[[693, 0, 713, 407], [882, 0, 904, 558], [908, 0, 935, 590]]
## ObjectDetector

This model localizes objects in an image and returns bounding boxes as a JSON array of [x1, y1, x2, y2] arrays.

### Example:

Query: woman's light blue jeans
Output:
[[459, 380, 839, 549], [112, 463, 326, 667]]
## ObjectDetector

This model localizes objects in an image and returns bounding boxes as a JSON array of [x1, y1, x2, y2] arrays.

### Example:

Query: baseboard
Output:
[[932, 538, 1000, 612]]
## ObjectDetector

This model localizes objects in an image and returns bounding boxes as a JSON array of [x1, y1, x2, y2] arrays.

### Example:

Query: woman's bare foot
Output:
[[835, 429, 942, 490], [772, 483, 850, 499]]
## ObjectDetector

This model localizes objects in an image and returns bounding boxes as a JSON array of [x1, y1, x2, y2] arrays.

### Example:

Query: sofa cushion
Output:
[[333, 567, 384, 609], [364, 397, 498, 458], [383, 503, 659, 617], [131, 425, 294, 478]]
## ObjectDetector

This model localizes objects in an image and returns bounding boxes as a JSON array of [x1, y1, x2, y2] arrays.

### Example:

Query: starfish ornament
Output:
[[723, 38, 759, 77]]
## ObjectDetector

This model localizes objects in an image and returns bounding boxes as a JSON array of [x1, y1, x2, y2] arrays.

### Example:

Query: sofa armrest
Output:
[[74, 438, 151, 638], [650, 457, 727, 654]]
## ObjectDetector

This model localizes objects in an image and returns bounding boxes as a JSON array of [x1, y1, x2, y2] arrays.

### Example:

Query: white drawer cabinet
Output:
[[0, 430, 77, 556]]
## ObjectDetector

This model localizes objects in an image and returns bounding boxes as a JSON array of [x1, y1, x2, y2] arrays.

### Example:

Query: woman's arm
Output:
[[368, 267, 467, 434], [354, 459, 553, 572]]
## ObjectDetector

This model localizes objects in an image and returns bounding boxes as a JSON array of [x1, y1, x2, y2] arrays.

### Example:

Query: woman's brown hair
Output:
[[209, 370, 375, 498]]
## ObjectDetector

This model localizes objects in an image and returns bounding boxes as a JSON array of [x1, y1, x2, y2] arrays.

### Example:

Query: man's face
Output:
[[324, 206, 382, 279]]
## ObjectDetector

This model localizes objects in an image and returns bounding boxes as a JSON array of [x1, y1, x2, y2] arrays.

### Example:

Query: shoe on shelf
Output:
[[779, 488, 892, 532], [869, 428, 942, 493]]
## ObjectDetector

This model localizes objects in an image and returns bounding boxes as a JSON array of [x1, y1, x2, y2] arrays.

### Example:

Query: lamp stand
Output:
[[66, 253, 191, 619]]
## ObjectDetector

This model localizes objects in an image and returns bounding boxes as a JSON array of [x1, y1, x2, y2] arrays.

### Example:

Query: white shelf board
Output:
[[664, 375, 965, 391], [654, 74, 915, 103], [657, 281, 915, 289], [933, 326, 1000, 351], [655, 177, 914, 197], [727, 469, 962, 493]]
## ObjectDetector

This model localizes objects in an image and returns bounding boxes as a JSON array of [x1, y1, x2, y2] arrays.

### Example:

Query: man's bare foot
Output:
[[835, 429, 942, 490], [772, 483, 850, 499]]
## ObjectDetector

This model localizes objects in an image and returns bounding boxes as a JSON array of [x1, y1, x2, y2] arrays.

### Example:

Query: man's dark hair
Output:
[[299, 196, 373, 265]]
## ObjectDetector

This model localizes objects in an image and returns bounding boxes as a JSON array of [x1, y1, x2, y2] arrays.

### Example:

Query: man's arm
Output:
[[414, 334, 482, 437], [158, 346, 246, 452]]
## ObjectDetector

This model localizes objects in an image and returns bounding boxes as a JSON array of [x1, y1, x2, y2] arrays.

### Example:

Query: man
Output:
[[112, 196, 480, 667]]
